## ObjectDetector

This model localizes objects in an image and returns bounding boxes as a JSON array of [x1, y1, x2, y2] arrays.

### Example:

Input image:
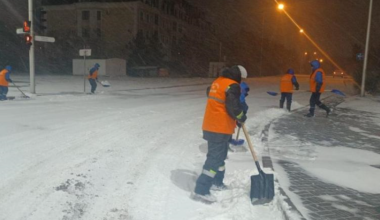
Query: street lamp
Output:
[[278, 3, 284, 10], [299, 29, 304, 33], [361, 0, 373, 97]]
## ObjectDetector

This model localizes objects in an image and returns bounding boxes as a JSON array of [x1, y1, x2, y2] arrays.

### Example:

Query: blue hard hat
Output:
[[287, 68, 295, 74], [310, 60, 320, 69], [5, 65, 12, 71]]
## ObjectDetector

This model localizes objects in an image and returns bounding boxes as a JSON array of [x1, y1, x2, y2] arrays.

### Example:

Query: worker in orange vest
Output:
[[279, 68, 299, 111], [0, 65, 13, 100], [192, 65, 248, 204], [305, 60, 331, 117], [88, 63, 100, 94]]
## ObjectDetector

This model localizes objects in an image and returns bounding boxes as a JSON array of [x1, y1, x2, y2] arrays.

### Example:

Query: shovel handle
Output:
[[242, 124, 264, 174], [242, 124, 258, 162], [235, 127, 241, 141], [12, 82, 29, 97]]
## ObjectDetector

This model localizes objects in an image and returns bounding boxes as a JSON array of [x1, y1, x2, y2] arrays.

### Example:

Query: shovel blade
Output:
[[267, 91, 278, 96], [230, 139, 244, 146], [331, 89, 345, 97], [250, 172, 275, 205]]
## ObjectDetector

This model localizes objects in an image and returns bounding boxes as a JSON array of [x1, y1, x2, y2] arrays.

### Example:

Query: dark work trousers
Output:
[[88, 79, 97, 93], [0, 86, 9, 100], [194, 140, 229, 195], [280, 92, 293, 111]]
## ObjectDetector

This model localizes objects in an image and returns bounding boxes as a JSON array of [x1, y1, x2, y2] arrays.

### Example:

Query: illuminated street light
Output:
[[299, 29, 304, 33], [278, 4, 285, 10], [320, 59, 323, 63], [304, 52, 308, 55], [314, 52, 317, 55]]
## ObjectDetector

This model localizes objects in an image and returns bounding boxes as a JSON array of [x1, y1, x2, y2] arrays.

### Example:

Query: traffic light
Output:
[[25, 34, 32, 46], [23, 21, 31, 33], [36, 8, 47, 31]]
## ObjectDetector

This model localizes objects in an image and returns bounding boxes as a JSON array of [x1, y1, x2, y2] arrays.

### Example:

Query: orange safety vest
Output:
[[88, 70, 98, 79], [310, 68, 326, 93], [202, 77, 238, 135], [280, 74, 294, 93], [0, 69, 9, 87]]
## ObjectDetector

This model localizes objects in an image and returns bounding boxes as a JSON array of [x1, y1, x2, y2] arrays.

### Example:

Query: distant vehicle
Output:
[[333, 69, 345, 78]]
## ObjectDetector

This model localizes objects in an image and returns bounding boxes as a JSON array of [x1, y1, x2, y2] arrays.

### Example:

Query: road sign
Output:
[[79, 49, 92, 56], [35, 35, 55, 43], [16, 28, 26, 34]]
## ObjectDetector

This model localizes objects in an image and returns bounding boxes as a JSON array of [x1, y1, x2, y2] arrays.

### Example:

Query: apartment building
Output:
[[42, 0, 216, 61]]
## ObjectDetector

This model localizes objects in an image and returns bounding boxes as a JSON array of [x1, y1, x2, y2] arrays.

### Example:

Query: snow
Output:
[[1, 75, 289, 220], [1, 74, 378, 220]]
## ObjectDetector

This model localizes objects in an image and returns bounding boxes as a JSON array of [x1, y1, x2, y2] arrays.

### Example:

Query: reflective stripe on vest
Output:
[[280, 74, 294, 93], [310, 68, 326, 93], [202, 77, 238, 134], [0, 70, 9, 87]]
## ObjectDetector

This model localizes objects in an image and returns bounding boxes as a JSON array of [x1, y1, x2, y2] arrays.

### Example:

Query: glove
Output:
[[237, 114, 247, 123], [236, 121, 242, 128]]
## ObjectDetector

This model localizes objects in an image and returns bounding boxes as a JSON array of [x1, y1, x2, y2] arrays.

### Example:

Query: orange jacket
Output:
[[280, 74, 294, 93], [310, 68, 326, 93], [0, 69, 9, 87], [88, 69, 98, 79], [202, 77, 238, 135]]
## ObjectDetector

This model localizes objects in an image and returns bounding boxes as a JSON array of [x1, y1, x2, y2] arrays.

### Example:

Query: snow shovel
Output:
[[11, 82, 30, 98], [267, 89, 345, 97], [228, 127, 246, 152], [242, 124, 274, 205], [98, 80, 110, 87], [230, 127, 245, 146]]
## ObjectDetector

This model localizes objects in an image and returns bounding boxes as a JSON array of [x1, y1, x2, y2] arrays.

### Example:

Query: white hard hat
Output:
[[237, 65, 247, 78]]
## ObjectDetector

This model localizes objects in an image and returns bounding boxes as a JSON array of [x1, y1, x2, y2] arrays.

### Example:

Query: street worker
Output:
[[279, 68, 299, 111], [88, 63, 100, 94], [193, 65, 248, 204], [305, 60, 331, 117], [0, 65, 13, 100]]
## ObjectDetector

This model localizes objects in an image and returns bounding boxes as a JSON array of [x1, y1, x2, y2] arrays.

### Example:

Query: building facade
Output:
[[42, 0, 217, 64]]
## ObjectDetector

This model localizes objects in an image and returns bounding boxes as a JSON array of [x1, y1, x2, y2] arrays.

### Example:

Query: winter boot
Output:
[[319, 104, 331, 117], [286, 102, 291, 112], [305, 107, 315, 117], [191, 192, 216, 204], [211, 183, 229, 191]]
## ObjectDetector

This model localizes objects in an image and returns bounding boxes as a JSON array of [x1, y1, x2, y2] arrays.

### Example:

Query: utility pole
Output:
[[29, 0, 36, 93], [361, 0, 373, 97]]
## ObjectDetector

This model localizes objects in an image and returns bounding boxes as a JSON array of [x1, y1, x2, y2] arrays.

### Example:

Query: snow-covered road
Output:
[[0, 75, 357, 220]]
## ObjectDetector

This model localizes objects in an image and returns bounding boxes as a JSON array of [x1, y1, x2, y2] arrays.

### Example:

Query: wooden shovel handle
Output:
[[242, 124, 259, 162], [235, 127, 241, 141]]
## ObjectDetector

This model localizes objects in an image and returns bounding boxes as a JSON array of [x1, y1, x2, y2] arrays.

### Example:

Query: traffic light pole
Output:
[[29, 0, 36, 94], [361, 0, 373, 97]]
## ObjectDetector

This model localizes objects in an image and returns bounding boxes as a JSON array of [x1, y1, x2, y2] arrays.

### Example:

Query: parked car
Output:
[[333, 69, 345, 78]]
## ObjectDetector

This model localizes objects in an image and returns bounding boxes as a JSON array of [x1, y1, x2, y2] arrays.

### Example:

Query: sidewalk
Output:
[[267, 95, 380, 220]]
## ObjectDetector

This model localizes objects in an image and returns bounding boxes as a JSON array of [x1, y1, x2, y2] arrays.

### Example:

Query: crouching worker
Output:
[[192, 65, 248, 204], [0, 65, 13, 100]]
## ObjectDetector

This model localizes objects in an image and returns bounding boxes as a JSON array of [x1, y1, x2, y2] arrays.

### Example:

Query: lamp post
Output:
[[361, 0, 373, 97]]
